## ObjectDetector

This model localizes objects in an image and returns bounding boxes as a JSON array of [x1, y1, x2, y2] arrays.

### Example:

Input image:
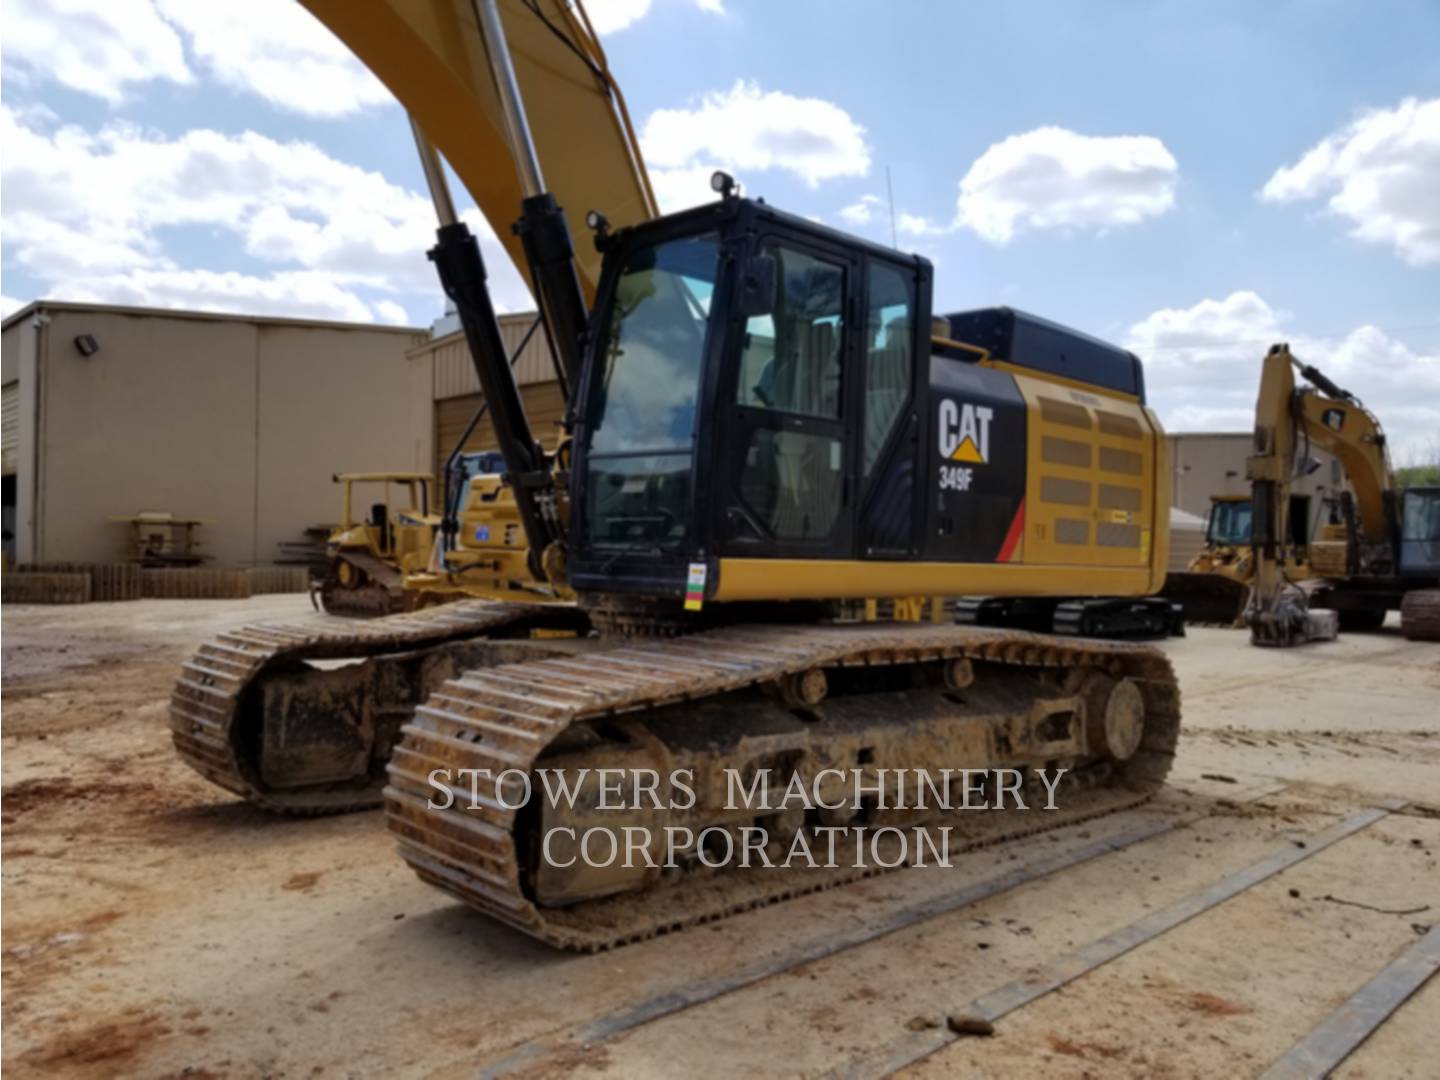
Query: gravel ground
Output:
[[2, 598, 1436, 1078]]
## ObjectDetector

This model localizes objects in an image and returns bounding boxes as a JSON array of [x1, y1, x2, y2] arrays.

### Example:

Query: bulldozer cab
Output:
[[334, 473, 434, 561], [1205, 495, 1253, 547], [1206, 493, 1311, 553]]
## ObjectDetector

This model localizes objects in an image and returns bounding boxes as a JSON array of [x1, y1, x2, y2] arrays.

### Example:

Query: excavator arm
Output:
[[299, 0, 667, 580], [1244, 343, 1397, 645]]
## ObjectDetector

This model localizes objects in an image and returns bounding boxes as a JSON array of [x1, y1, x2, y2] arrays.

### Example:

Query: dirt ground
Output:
[[2, 598, 1437, 1078]]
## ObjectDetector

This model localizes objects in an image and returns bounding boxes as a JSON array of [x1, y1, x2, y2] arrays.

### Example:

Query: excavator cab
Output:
[[568, 195, 929, 608], [1399, 487, 1440, 576]]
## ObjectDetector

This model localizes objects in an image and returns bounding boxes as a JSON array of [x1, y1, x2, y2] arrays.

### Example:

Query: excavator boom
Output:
[[300, 0, 656, 304]]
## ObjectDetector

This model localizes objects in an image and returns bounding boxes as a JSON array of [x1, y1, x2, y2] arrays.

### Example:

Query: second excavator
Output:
[[170, 0, 1181, 948], [1242, 344, 1440, 645]]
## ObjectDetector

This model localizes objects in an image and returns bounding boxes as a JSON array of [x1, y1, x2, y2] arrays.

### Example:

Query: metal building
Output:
[[1168, 431, 1348, 537], [408, 314, 564, 482], [2, 302, 430, 567]]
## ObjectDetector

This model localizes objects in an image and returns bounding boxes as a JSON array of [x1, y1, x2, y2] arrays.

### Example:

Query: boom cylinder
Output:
[[469, 0, 589, 398], [515, 194, 588, 396], [428, 221, 557, 571]]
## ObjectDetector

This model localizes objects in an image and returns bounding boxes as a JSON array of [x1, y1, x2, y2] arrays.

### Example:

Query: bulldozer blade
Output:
[[1160, 571, 1248, 625]]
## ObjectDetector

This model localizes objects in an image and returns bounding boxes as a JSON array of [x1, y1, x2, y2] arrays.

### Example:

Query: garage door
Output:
[[434, 380, 566, 480], [2, 382, 18, 477]]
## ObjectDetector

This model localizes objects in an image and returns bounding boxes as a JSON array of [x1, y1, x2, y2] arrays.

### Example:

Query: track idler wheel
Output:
[[1080, 675, 1146, 762], [943, 657, 976, 689], [776, 668, 828, 712]]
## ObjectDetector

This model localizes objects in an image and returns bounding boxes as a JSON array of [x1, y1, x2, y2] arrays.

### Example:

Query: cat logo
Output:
[[938, 399, 993, 465]]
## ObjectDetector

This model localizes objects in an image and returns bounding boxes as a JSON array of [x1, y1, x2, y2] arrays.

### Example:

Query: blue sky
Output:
[[2, 0, 1437, 455]]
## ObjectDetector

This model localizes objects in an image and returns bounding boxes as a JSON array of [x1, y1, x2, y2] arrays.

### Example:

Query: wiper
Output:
[[599, 538, 665, 574]]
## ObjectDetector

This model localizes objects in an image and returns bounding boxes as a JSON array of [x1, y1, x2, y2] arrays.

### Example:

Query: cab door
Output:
[[718, 234, 858, 560], [855, 257, 921, 558]]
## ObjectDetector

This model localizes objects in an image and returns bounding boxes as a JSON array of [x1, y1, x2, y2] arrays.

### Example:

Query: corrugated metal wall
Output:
[[435, 382, 566, 480], [2, 382, 18, 476], [423, 315, 557, 401], [415, 312, 566, 481]]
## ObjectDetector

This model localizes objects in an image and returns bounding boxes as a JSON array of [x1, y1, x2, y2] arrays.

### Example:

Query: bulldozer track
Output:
[[170, 600, 564, 814], [385, 622, 1180, 951], [316, 551, 412, 617]]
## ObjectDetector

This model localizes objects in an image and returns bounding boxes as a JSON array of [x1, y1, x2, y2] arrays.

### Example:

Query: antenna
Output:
[[885, 165, 898, 249]]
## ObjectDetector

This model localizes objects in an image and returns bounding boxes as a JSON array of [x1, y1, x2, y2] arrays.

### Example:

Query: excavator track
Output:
[[1401, 589, 1440, 641], [385, 622, 1180, 950], [170, 600, 590, 814]]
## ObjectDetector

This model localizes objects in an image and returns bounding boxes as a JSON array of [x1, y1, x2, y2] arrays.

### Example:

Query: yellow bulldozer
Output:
[[169, 0, 1183, 949], [1164, 492, 1316, 624], [314, 472, 439, 616]]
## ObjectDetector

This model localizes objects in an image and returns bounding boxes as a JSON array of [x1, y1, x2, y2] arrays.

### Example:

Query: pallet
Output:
[[15, 562, 142, 601], [2, 572, 93, 604], [142, 568, 253, 600], [244, 566, 310, 596], [5, 564, 309, 603]]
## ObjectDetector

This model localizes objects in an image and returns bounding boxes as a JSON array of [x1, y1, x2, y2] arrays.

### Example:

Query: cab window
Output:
[[735, 245, 844, 419], [863, 262, 915, 478]]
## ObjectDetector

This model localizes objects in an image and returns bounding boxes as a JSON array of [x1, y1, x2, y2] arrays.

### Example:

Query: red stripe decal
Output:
[[997, 498, 1025, 563]]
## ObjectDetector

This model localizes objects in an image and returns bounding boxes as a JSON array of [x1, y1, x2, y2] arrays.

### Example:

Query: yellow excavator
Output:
[[170, 0, 1182, 948], [1243, 344, 1440, 645]]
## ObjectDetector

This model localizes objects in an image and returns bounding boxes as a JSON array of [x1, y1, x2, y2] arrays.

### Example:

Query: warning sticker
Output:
[[684, 562, 707, 612]]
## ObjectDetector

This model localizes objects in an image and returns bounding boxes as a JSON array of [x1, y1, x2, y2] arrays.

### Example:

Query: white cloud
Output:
[[0, 105, 530, 324], [955, 126, 1178, 244], [1126, 290, 1440, 459], [838, 195, 882, 225], [2, 295, 26, 319], [1261, 97, 1440, 267], [0, 0, 388, 117], [60, 269, 387, 324], [897, 212, 947, 237], [585, 0, 725, 35], [585, 0, 654, 34], [154, 0, 392, 118], [646, 164, 724, 213], [642, 79, 870, 189], [371, 299, 411, 326], [0, 0, 191, 103]]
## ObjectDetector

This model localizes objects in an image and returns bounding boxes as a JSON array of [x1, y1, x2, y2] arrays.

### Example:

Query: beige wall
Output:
[[1169, 432, 1348, 538], [3, 306, 426, 565], [253, 322, 432, 563]]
